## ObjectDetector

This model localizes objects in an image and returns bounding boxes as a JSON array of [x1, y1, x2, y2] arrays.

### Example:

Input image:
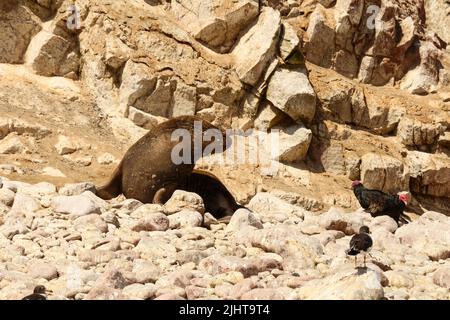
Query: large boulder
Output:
[[407, 151, 450, 198], [119, 60, 197, 121], [395, 211, 450, 261], [304, 4, 335, 68], [360, 153, 409, 193], [297, 267, 384, 300], [266, 68, 317, 123], [248, 192, 306, 222], [264, 124, 312, 163], [397, 117, 446, 147], [235, 225, 323, 271], [0, 4, 42, 64], [26, 27, 80, 79], [232, 7, 281, 86], [352, 88, 406, 134], [400, 42, 442, 95], [279, 21, 300, 61], [170, 0, 259, 52]]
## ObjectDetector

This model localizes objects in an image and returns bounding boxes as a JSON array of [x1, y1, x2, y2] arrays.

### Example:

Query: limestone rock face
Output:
[[232, 7, 281, 86], [301, 0, 446, 91], [304, 4, 335, 69], [26, 27, 80, 79]]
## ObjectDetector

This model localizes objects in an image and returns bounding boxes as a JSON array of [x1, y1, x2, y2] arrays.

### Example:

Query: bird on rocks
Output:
[[352, 180, 411, 225], [346, 226, 373, 268], [22, 285, 48, 300]]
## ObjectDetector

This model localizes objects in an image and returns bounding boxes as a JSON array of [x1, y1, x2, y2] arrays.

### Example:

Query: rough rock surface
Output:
[[0, 181, 448, 300]]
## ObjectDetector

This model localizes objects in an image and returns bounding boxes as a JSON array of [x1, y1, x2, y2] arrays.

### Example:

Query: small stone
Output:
[[225, 209, 263, 232], [432, 267, 450, 289], [55, 135, 79, 155], [11, 193, 40, 213], [51, 195, 101, 218], [384, 271, 415, 289], [97, 153, 116, 165], [29, 261, 59, 280], [122, 283, 156, 300], [164, 190, 205, 215], [74, 214, 108, 233], [168, 210, 203, 229], [59, 183, 96, 196], [131, 213, 169, 232], [0, 188, 15, 206], [132, 260, 161, 284]]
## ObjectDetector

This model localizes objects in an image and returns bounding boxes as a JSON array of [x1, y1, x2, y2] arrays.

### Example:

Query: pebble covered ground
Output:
[[0, 177, 449, 300]]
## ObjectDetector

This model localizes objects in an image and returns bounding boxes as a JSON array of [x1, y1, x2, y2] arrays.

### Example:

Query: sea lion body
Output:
[[97, 116, 227, 203], [174, 169, 244, 219]]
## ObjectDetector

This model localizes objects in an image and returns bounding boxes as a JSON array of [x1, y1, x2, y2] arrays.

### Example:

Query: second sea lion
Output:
[[96, 116, 228, 204]]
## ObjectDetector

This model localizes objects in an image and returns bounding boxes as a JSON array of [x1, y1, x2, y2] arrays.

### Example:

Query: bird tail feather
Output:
[[399, 213, 412, 225]]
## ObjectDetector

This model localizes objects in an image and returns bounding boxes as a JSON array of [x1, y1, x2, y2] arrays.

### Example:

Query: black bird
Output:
[[347, 226, 373, 267], [352, 181, 410, 225], [22, 285, 47, 300]]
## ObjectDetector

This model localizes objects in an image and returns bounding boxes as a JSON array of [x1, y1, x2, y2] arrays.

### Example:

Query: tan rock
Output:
[[168, 210, 203, 229], [297, 267, 384, 300], [232, 7, 281, 85], [360, 153, 409, 194], [266, 68, 317, 123], [225, 208, 263, 233], [397, 117, 445, 147], [407, 151, 450, 198], [241, 287, 296, 300], [164, 190, 205, 215], [170, 0, 259, 52], [131, 213, 170, 232], [304, 4, 335, 68], [264, 124, 312, 163], [0, 5, 41, 63], [433, 267, 450, 289]]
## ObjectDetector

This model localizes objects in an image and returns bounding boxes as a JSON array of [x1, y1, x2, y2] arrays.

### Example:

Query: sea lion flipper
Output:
[[96, 162, 123, 200], [153, 188, 168, 204], [153, 183, 179, 204]]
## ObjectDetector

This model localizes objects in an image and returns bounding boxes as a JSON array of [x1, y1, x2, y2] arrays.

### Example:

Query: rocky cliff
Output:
[[0, 0, 449, 300]]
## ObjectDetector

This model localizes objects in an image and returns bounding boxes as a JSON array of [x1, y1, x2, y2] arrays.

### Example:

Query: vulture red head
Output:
[[398, 193, 410, 205], [351, 180, 362, 188]]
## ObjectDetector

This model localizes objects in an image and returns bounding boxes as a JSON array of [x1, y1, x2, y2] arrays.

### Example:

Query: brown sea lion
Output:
[[156, 169, 245, 219], [96, 116, 229, 204]]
